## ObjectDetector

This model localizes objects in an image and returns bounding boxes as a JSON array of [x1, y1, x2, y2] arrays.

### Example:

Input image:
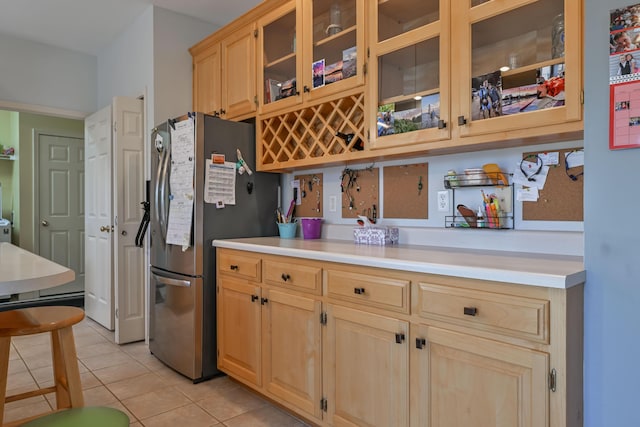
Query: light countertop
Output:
[[213, 237, 585, 289], [0, 243, 75, 294]]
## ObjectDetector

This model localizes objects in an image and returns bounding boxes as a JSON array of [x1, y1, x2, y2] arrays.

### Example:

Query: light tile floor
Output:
[[4, 317, 311, 426]]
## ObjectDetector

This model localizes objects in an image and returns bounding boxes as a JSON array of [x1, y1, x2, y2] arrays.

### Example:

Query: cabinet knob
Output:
[[281, 273, 291, 282], [251, 295, 259, 302], [438, 119, 446, 129], [354, 287, 365, 295], [457, 116, 467, 126], [303, 86, 310, 93], [415, 338, 427, 349], [463, 306, 478, 316], [395, 333, 405, 344], [220, 109, 226, 115], [261, 297, 269, 305], [230, 265, 239, 271]]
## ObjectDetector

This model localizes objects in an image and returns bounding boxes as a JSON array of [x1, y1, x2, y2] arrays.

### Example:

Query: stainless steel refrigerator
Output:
[[149, 113, 279, 382]]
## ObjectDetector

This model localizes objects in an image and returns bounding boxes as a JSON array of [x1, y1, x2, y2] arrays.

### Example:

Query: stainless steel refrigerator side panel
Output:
[[149, 267, 203, 380]]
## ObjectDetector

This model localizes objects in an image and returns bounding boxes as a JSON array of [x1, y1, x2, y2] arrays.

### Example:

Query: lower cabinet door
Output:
[[262, 289, 322, 419], [411, 324, 549, 427], [324, 304, 409, 427], [217, 277, 262, 386]]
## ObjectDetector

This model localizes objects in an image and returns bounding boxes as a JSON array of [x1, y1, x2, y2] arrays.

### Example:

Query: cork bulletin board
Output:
[[383, 163, 429, 219], [522, 147, 583, 221], [294, 173, 323, 217], [341, 167, 379, 220]]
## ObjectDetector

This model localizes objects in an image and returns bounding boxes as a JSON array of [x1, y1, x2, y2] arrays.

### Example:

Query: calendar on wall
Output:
[[609, 3, 640, 149]]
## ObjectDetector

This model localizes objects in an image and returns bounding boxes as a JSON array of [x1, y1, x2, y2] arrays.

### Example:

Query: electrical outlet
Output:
[[437, 191, 449, 212], [329, 196, 337, 212]]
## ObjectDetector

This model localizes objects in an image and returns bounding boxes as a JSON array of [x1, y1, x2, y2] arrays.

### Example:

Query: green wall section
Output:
[[2, 112, 84, 249], [0, 110, 18, 227]]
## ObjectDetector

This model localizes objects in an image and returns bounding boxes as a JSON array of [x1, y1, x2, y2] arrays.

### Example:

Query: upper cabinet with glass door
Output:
[[368, 0, 450, 149], [259, 0, 302, 115], [302, 0, 366, 100], [452, 0, 582, 139]]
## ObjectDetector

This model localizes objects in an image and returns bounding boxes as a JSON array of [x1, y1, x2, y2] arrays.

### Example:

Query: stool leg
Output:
[[0, 337, 11, 424], [51, 327, 84, 409]]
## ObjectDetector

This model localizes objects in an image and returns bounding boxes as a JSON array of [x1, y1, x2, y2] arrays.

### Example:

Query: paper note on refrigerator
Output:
[[204, 160, 236, 205], [166, 118, 195, 249]]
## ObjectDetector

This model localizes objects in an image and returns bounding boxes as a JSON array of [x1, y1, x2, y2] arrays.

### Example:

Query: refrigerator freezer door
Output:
[[149, 267, 202, 380], [150, 122, 200, 276]]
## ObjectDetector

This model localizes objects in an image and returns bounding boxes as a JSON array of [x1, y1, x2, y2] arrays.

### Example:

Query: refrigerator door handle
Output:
[[157, 146, 170, 242], [152, 273, 191, 288]]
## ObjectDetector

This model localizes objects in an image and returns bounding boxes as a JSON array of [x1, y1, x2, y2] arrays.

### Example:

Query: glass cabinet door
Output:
[[369, 0, 450, 149], [303, 0, 365, 99], [259, 1, 302, 114], [453, 0, 582, 137]]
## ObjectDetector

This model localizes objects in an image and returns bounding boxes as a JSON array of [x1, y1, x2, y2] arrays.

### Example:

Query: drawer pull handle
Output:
[[281, 273, 291, 282], [261, 297, 269, 305], [463, 307, 478, 316], [230, 265, 239, 271], [395, 333, 405, 344], [251, 295, 259, 302], [354, 287, 365, 295], [415, 338, 426, 349]]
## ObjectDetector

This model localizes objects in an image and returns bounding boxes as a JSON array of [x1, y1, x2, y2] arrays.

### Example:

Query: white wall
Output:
[[153, 7, 217, 125], [0, 33, 97, 115], [583, 1, 640, 425], [97, 6, 154, 125]]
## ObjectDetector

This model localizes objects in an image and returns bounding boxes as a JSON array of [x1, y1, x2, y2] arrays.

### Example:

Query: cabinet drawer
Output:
[[218, 250, 261, 281], [415, 283, 549, 343], [263, 260, 322, 294], [326, 270, 410, 313]]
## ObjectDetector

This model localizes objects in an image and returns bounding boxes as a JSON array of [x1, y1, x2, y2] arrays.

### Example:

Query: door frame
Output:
[[32, 128, 84, 255]]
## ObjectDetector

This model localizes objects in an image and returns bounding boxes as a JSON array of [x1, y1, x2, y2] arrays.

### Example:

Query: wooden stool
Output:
[[21, 406, 129, 427], [0, 306, 85, 426]]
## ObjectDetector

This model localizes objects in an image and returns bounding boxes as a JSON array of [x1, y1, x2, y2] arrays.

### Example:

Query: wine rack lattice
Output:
[[259, 92, 365, 170]]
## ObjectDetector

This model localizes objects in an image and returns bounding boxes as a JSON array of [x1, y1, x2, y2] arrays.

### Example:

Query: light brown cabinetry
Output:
[[217, 276, 262, 386], [191, 23, 258, 120], [192, 43, 221, 116], [367, 0, 451, 150], [369, 0, 582, 153], [451, 0, 582, 141], [193, 0, 583, 170], [256, 0, 367, 171], [323, 304, 409, 427], [262, 288, 322, 419], [216, 247, 582, 427], [216, 249, 323, 421], [222, 23, 258, 119], [411, 324, 549, 427]]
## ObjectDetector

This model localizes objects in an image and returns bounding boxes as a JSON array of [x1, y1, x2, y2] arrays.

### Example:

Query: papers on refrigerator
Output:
[[204, 160, 236, 206], [166, 118, 195, 249]]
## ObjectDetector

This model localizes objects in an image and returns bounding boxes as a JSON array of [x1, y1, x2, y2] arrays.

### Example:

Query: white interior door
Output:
[[113, 96, 145, 344], [84, 106, 114, 329], [37, 132, 84, 296]]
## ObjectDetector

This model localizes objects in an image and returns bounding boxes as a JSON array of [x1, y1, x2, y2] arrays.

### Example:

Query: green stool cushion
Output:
[[22, 407, 129, 427]]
